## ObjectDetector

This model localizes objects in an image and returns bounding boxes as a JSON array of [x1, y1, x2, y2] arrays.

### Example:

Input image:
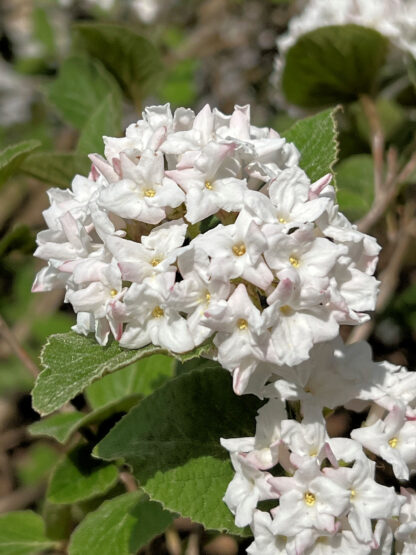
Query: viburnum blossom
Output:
[[33, 103, 378, 369], [32, 102, 416, 553]]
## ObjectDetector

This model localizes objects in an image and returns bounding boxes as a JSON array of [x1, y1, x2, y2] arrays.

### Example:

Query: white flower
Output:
[[269, 460, 350, 536], [222, 453, 274, 527], [324, 459, 403, 543], [351, 404, 416, 480], [221, 398, 287, 470]]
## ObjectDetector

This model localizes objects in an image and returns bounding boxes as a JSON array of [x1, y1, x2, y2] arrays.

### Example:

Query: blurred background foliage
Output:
[[0, 0, 415, 553]]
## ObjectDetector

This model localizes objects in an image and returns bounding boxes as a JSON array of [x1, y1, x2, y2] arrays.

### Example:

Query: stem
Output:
[[0, 314, 39, 378]]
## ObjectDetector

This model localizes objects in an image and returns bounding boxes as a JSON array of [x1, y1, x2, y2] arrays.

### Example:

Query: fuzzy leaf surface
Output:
[[32, 332, 212, 415], [96, 367, 261, 535], [69, 492, 174, 555], [283, 108, 339, 182]]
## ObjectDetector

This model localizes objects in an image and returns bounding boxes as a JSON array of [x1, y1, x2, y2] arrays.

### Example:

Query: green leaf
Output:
[[32, 332, 212, 416], [42, 503, 72, 541], [30, 396, 141, 444], [335, 154, 374, 220], [47, 445, 118, 504], [86, 354, 175, 409], [282, 108, 339, 182], [29, 412, 85, 443], [0, 140, 41, 186], [77, 93, 122, 155], [16, 444, 58, 486], [96, 367, 261, 534], [0, 511, 54, 555], [21, 152, 90, 188], [74, 23, 163, 106], [69, 492, 174, 555], [282, 24, 389, 107], [48, 56, 121, 130]]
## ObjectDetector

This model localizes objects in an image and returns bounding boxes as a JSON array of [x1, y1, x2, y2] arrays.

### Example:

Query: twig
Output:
[[0, 314, 39, 377], [165, 527, 182, 555], [0, 483, 45, 513], [119, 471, 138, 492], [360, 95, 384, 197], [356, 96, 416, 234]]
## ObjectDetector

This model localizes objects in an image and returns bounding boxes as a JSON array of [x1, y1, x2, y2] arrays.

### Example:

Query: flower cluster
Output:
[[33, 102, 416, 552], [222, 338, 416, 554], [33, 103, 379, 394]]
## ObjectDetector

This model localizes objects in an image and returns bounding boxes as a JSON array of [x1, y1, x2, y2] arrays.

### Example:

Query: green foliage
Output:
[[0, 511, 54, 555], [97, 367, 261, 534], [21, 152, 91, 188], [16, 444, 58, 487], [29, 412, 85, 443], [282, 24, 389, 107], [76, 93, 122, 155], [43, 503, 72, 541], [47, 56, 122, 130], [68, 492, 174, 555], [32, 332, 212, 415], [336, 154, 375, 220], [0, 140, 41, 187], [86, 354, 175, 409], [30, 396, 142, 444], [74, 23, 163, 106], [47, 445, 119, 504], [282, 108, 339, 182]]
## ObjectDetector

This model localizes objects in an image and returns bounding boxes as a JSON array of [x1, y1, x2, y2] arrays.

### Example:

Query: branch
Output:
[[0, 314, 39, 377]]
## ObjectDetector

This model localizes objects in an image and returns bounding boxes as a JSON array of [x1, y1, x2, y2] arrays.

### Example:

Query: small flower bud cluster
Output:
[[221, 338, 416, 554], [33, 103, 379, 394]]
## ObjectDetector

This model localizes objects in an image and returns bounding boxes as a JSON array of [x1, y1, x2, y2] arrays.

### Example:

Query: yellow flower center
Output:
[[151, 257, 162, 267], [151, 306, 164, 318], [289, 255, 300, 268], [205, 291, 211, 302], [388, 437, 399, 448], [144, 188, 156, 198], [278, 216, 287, 224], [110, 289, 118, 297], [237, 318, 248, 330], [279, 305, 293, 316], [350, 489, 356, 500], [232, 243, 246, 257], [205, 181, 213, 190], [304, 492, 316, 506]]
